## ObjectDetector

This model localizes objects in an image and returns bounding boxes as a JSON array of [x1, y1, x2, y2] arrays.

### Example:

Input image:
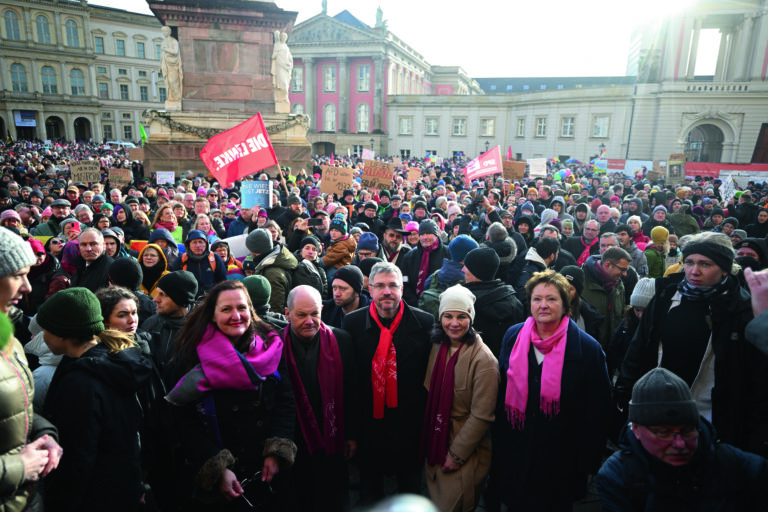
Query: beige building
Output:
[[0, 0, 165, 142]]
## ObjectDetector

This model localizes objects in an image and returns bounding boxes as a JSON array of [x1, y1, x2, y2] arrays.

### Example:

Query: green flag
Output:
[[139, 124, 147, 145]]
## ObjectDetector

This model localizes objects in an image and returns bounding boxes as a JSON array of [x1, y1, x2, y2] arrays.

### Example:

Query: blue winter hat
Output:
[[357, 232, 379, 253], [653, 205, 667, 215], [448, 235, 479, 263], [521, 201, 535, 213]]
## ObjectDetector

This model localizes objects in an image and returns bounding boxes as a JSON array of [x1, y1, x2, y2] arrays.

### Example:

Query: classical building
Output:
[[287, 7, 482, 156], [0, 0, 165, 142]]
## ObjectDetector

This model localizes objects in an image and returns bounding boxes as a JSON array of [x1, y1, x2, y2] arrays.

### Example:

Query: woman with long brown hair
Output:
[[151, 203, 184, 244]]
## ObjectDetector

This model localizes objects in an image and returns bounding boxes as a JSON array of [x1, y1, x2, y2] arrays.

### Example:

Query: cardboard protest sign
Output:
[[70, 161, 101, 184], [407, 167, 422, 185], [527, 158, 547, 178], [320, 166, 354, 196], [156, 171, 175, 185], [462, 146, 503, 182], [503, 161, 526, 181], [667, 154, 686, 184], [129, 148, 145, 161], [241, 181, 273, 209], [361, 160, 394, 191], [109, 168, 132, 185], [199, 113, 278, 188]]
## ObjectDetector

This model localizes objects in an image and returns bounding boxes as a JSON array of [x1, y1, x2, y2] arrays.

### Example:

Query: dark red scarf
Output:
[[420, 342, 463, 465], [369, 301, 404, 419], [283, 324, 345, 456], [416, 238, 439, 297]]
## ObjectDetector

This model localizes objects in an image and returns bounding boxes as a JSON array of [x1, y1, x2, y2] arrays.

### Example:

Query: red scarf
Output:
[[155, 219, 178, 232], [576, 236, 599, 266], [420, 342, 463, 465], [416, 239, 439, 297], [283, 324, 345, 456], [505, 316, 569, 429], [369, 301, 404, 419]]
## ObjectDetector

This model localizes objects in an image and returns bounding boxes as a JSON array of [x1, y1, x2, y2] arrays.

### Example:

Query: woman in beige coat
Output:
[[420, 285, 499, 511]]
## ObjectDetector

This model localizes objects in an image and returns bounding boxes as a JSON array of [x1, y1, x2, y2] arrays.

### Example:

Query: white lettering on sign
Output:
[[212, 134, 269, 170]]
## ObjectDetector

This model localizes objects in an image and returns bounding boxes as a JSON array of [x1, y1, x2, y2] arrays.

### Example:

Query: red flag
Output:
[[330, 153, 335, 165], [507, 146, 513, 161], [199, 113, 277, 188], [462, 146, 503, 183]]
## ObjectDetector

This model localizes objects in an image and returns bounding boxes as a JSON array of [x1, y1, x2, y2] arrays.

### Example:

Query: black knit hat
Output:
[[629, 368, 699, 426], [108, 258, 143, 290], [560, 265, 584, 296], [37, 287, 105, 339], [682, 240, 734, 273], [419, 219, 440, 236], [356, 257, 383, 277], [300, 235, 321, 251], [723, 217, 739, 228], [156, 271, 198, 307], [333, 265, 363, 294], [464, 247, 500, 282]]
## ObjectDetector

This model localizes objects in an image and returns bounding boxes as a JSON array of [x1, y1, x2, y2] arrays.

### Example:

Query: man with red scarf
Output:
[[342, 262, 433, 505], [282, 286, 358, 510], [563, 218, 601, 266], [400, 218, 448, 306]]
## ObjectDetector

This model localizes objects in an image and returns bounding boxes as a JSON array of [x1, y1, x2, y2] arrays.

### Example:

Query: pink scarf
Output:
[[420, 342, 463, 465], [505, 315, 569, 429], [369, 301, 404, 419], [154, 219, 178, 232], [416, 238, 439, 297], [283, 324, 345, 456]]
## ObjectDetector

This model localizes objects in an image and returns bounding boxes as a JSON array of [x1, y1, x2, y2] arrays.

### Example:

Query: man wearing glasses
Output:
[[563, 219, 602, 266], [581, 246, 631, 350], [598, 368, 768, 510]]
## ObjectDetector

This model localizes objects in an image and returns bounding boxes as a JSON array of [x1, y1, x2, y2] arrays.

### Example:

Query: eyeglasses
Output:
[[583, 227, 599, 232], [610, 261, 630, 274], [371, 283, 401, 291], [239, 471, 275, 508], [644, 426, 699, 442]]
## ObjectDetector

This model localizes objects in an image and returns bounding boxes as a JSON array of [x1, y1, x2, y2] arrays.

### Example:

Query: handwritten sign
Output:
[[528, 158, 547, 178], [320, 166, 354, 196], [108, 168, 132, 185], [407, 167, 422, 185], [156, 171, 175, 185], [362, 159, 395, 191], [70, 161, 101, 184], [720, 175, 736, 205], [503, 161, 526, 181], [241, 181, 273, 209]]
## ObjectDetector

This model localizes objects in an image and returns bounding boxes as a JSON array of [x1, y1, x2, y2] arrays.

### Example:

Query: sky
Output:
[[90, 0, 705, 78]]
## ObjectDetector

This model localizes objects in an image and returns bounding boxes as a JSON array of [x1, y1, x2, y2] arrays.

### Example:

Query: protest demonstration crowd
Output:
[[3, 137, 768, 512]]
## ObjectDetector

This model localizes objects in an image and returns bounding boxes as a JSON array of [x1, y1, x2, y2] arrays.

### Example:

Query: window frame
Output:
[[593, 115, 610, 138], [4, 10, 20, 41], [322, 103, 336, 131], [323, 65, 336, 92], [41, 66, 58, 94], [480, 118, 495, 137], [36, 15, 51, 45], [517, 118, 526, 138], [452, 117, 466, 137], [399, 116, 413, 136], [535, 117, 547, 138], [65, 19, 79, 48], [119, 83, 129, 101], [290, 67, 303, 92], [561, 116, 575, 138], [116, 39, 126, 57], [357, 64, 370, 92], [425, 117, 439, 136], [10, 63, 28, 92], [136, 42, 145, 59], [356, 103, 370, 133]]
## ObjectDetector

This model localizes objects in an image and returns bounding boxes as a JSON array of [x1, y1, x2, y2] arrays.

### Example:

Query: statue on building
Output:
[[160, 26, 183, 110], [271, 31, 293, 114], [322, 0, 327, 15], [375, 6, 387, 29]]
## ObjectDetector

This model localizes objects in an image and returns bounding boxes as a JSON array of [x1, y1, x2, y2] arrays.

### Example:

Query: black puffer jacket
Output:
[[463, 279, 525, 358]]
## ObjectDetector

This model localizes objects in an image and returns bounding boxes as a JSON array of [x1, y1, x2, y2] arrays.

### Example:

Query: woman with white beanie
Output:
[[419, 285, 498, 511]]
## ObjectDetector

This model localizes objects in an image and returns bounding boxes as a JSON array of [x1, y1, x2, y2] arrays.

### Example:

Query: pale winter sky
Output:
[[91, 0, 713, 78]]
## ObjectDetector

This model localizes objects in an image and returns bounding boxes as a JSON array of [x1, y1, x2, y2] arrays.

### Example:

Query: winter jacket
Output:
[[141, 312, 187, 389], [22, 253, 69, 315], [112, 205, 150, 243], [321, 293, 370, 330], [401, 241, 450, 306], [173, 250, 227, 299], [424, 258, 464, 290], [598, 418, 768, 512], [513, 250, 547, 302], [321, 235, 356, 269], [625, 242, 649, 278], [641, 216, 675, 237], [462, 280, 525, 358], [644, 245, 667, 279], [138, 244, 170, 297], [44, 344, 153, 511], [483, 237, 517, 284], [581, 255, 626, 351], [254, 244, 298, 312], [70, 252, 114, 292], [33, 214, 71, 237], [668, 204, 701, 237], [148, 228, 180, 268]]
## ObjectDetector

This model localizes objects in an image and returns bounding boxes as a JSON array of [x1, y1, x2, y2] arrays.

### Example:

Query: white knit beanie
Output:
[[630, 278, 656, 308], [0, 228, 36, 278], [439, 285, 476, 322]]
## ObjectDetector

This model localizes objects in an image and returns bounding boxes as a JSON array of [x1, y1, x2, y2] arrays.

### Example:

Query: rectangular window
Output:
[[116, 39, 125, 56], [140, 86, 148, 102], [123, 124, 132, 140], [357, 64, 370, 92], [96, 66, 107, 74], [480, 118, 495, 137], [138, 70, 147, 78], [103, 124, 113, 140], [399, 117, 413, 135], [323, 66, 336, 92], [94, 36, 104, 54], [159, 87, 167, 102], [136, 42, 145, 59], [536, 117, 547, 137], [101, 111, 112, 120], [290, 67, 303, 92], [593, 115, 610, 138], [400, 149, 411, 159], [425, 117, 439, 136], [119, 84, 129, 100], [122, 113, 132, 120], [98, 82, 109, 99], [155, 44, 161, 60], [517, 118, 525, 137], [452, 118, 466, 136], [118, 68, 127, 76], [561, 116, 575, 138]]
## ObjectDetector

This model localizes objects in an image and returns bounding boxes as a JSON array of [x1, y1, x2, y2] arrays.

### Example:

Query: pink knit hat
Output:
[[42, 206, 52, 218], [405, 221, 419, 233]]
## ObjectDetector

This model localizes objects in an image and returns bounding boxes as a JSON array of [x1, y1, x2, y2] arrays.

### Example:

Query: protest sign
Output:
[[109, 168, 132, 185], [667, 154, 686, 184], [199, 113, 278, 188], [156, 171, 175, 185], [462, 146, 503, 182], [225, 234, 249, 259], [362, 148, 375, 160], [720, 176, 737, 205], [241, 181, 273, 209], [320, 166, 354, 196], [503, 160, 526, 181], [392, 156, 402, 168], [527, 158, 547, 178], [70, 161, 101, 184], [362, 160, 394, 190], [407, 167, 422, 185]]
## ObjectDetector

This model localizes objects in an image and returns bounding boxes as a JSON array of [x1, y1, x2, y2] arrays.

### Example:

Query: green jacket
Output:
[[668, 205, 701, 237], [645, 246, 666, 279], [255, 244, 298, 313], [33, 216, 67, 237], [581, 257, 625, 351]]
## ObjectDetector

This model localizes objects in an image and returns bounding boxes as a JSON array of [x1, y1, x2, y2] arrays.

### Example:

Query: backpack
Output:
[[292, 259, 323, 296], [418, 270, 460, 318], [180, 252, 217, 272]]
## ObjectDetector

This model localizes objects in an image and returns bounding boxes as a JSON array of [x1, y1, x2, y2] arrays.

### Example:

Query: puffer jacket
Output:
[[668, 204, 701, 237], [254, 244, 298, 312], [321, 234, 357, 269], [1, 339, 58, 512]]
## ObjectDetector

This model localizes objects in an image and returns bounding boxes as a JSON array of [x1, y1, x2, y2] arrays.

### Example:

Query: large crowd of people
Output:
[[2, 138, 768, 511]]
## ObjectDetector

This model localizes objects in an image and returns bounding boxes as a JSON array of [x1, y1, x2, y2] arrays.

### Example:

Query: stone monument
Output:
[[142, 0, 311, 176]]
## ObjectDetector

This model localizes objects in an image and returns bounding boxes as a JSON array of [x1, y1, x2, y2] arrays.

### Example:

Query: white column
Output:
[[686, 17, 702, 80], [714, 28, 730, 81], [338, 56, 348, 132], [304, 57, 314, 130], [373, 56, 384, 132], [734, 14, 755, 81]]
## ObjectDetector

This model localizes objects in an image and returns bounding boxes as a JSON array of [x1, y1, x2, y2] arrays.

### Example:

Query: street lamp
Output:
[[370, 138, 374, 150], [485, 140, 489, 153], [599, 143, 606, 156]]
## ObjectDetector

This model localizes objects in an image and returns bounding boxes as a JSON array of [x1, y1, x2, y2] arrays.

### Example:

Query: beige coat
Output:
[[423, 336, 499, 512]]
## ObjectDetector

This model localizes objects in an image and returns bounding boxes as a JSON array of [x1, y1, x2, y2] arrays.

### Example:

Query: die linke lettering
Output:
[[212, 134, 270, 170]]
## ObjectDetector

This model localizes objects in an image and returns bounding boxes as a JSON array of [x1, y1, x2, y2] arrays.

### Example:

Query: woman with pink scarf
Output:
[[489, 270, 612, 511]]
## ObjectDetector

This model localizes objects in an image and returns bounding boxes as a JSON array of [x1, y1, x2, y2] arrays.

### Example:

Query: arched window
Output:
[[323, 104, 336, 131], [41, 66, 57, 94], [36, 15, 50, 44], [357, 103, 370, 133], [70, 69, 85, 96], [10, 63, 27, 92], [65, 19, 79, 48], [4, 10, 20, 40], [291, 103, 304, 115]]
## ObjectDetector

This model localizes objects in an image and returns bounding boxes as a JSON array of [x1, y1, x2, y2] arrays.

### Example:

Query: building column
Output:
[[373, 56, 384, 132], [686, 17, 702, 80], [714, 27, 731, 81], [734, 14, 756, 81], [338, 56, 348, 133], [304, 57, 314, 130]]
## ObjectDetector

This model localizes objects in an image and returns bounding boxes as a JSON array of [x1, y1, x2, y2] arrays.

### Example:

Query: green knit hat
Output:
[[242, 275, 271, 307], [37, 288, 105, 339]]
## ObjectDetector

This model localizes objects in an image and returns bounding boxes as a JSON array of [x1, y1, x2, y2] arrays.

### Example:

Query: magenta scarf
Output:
[[154, 220, 178, 232], [505, 315, 569, 429], [416, 238, 439, 297], [282, 324, 345, 456], [576, 237, 598, 266], [420, 342, 463, 465]]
